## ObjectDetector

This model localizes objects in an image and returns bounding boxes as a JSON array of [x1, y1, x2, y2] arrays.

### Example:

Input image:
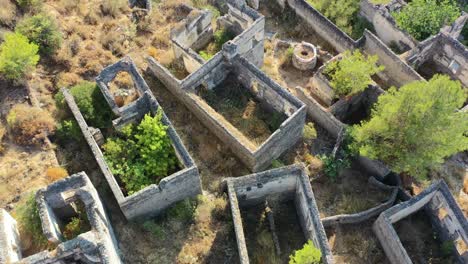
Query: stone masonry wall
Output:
[[0, 210, 21, 263]]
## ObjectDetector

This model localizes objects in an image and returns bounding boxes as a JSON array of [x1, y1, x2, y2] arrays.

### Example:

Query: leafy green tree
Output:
[[351, 75, 468, 179], [393, 0, 460, 41], [55, 81, 114, 128], [289, 240, 321, 264], [16, 14, 62, 55], [103, 111, 180, 194], [324, 50, 384, 98], [0, 32, 39, 80]]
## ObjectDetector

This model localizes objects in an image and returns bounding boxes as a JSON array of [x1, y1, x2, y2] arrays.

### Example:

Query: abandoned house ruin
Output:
[[0, 172, 122, 264], [226, 164, 334, 264], [64, 57, 202, 221], [374, 180, 468, 264]]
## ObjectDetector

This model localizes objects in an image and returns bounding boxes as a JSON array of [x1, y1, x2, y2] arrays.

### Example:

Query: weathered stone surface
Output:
[[292, 42, 318, 71]]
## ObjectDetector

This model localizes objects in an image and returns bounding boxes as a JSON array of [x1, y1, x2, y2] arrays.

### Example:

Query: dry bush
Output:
[[84, 9, 99, 25], [45, 167, 68, 181], [60, 0, 79, 14], [55, 72, 81, 89], [151, 28, 171, 49], [101, 0, 128, 17], [303, 153, 323, 175], [0, 0, 17, 28], [76, 41, 116, 77], [6, 104, 56, 146], [0, 123, 6, 154], [100, 30, 126, 56], [154, 49, 175, 66]]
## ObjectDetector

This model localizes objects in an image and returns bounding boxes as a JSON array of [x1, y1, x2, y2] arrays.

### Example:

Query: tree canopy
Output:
[[324, 50, 384, 98], [351, 75, 468, 179], [289, 240, 321, 264], [16, 14, 62, 55], [0, 32, 39, 80], [393, 0, 460, 41]]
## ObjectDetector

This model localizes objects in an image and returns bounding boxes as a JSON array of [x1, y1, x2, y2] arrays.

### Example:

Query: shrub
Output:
[[103, 111, 180, 194], [393, 0, 460, 41], [55, 81, 114, 129], [289, 240, 321, 264], [62, 204, 90, 240], [0, 32, 39, 81], [0, 0, 17, 27], [16, 0, 42, 13], [303, 122, 317, 144], [319, 154, 350, 180], [198, 28, 235, 60], [16, 14, 63, 55], [167, 198, 196, 222], [45, 167, 68, 181], [271, 159, 285, 169], [56, 119, 83, 142], [101, 0, 127, 17], [14, 193, 48, 248], [7, 104, 55, 146], [142, 221, 165, 239], [324, 50, 384, 98], [351, 75, 468, 179]]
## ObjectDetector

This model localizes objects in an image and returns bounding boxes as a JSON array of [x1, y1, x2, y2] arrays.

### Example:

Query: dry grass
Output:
[[101, 0, 128, 17], [0, 0, 17, 28], [108, 71, 138, 106], [45, 166, 68, 181]]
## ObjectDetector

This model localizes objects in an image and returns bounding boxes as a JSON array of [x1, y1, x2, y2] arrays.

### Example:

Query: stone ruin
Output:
[[148, 42, 306, 171], [0, 172, 122, 264], [226, 164, 334, 263], [292, 42, 318, 71], [64, 57, 202, 221], [374, 180, 468, 264]]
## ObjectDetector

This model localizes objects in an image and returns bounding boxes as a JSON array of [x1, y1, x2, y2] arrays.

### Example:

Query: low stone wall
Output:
[[63, 87, 201, 220], [361, 30, 423, 87], [359, 0, 416, 51], [373, 180, 468, 264], [226, 164, 334, 264]]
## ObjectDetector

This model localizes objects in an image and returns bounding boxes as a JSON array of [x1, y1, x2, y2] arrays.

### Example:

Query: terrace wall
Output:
[[0, 210, 21, 263]]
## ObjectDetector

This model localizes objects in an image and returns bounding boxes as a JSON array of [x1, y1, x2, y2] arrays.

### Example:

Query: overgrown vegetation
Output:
[[16, 14, 63, 55], [0, 32, 39, 81], [198, 27, 235, 60], [393, 0, 460, 41], [56, 119, 82, 143], [303, 122, 318, 145], [7, 104, 56, 146], [45, 166, 68, 181], [319, 154, 351, 180], [62, 202, 91, 240], [16, 0, 43, 13], [103, 111, 180, 195], [351, 75, 468, 180], [14, 192, 49, 248], [289, 240, 321, 264], [101, 0, 128, 17], [306, 0, 373, 39], [461, 23, 468, 46], [55, 81, 114, 129], [324, 50, 384, 98]]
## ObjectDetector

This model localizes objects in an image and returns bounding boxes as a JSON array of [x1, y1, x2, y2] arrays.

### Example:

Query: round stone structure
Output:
[[292, 42, 318, 71]]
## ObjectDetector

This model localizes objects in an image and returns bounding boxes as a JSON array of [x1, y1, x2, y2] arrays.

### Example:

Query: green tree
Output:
[[16, 14, 62, 55], [55, 81, 114, 128], [289, 240, 321, 264], [0, 32, 39, 80], [393, 0, 460, 41], [324, 50, 384, 98], [351, 75, 468, 179], [103, 111, 180, 194]]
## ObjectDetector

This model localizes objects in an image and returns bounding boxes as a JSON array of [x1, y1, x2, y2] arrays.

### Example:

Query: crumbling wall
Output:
[[361, 30, 424, 87], [373, 180, 468, 264], [0, 210, 21, 263], [359, 0, 416, 51], [226, 164, 334, 263]]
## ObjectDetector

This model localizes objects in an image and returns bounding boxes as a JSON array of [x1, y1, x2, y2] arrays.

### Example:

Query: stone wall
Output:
[[64, 74, 201, 220], [282, 0, 358, 52], [359, 0, 416, 51], [373, 180, 468, 264], [0, 210, 21, 263], [361, 30, 423, 87], [406, 33, 468, 87], [226, 164, 334, 264]]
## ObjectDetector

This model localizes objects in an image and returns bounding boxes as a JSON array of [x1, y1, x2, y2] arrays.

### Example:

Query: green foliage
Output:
[[198, 28, 235, 60], [103, 111, 180, 194], [393, 0, 460, 41], [319, 154, 351, 180], [142, 221, 165, 239], [351, 75, 468, 179], [15, 193, 48, 247], [199, 50, 212, 60], [0, 32, 39, 80], [167, 198, 196, 222], [303, 122, 318, 144], [55, 81, 114, 128], [56, 119, 82, 142], [306, 0, 359, 37], [16, 0, 42, 13], [16, 14, 62, 55], [289, 240, 321, 264], [461, 23, 468, 46], [324, 50, 384, 98], [271, 159, 285, 169]]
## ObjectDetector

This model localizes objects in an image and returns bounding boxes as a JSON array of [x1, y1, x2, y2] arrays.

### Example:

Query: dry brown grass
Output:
[[45, 166, 68, 181], [6, 104, 56, 146], [0, 0, 17, 28], [101, 0, 128, 17]]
